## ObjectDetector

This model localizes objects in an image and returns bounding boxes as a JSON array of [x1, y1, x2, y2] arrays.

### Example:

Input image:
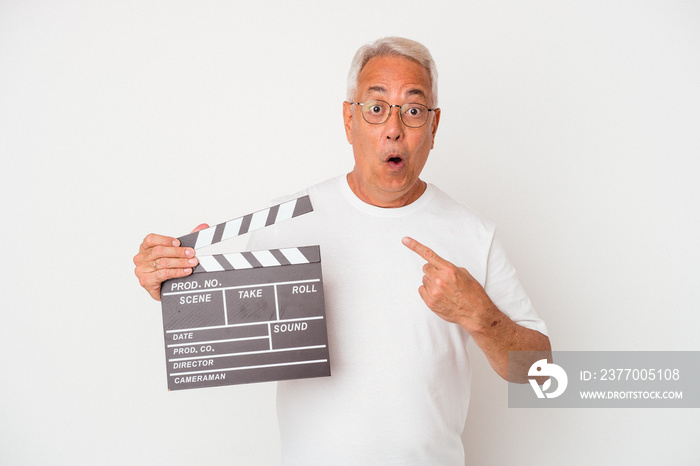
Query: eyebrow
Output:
[[364, 86, 428, 102], [406, 88, 427, 99], [366, 85, 388, 96]]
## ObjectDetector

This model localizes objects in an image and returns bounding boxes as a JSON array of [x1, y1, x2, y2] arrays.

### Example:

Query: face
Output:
[[343, 55, 440, 208]]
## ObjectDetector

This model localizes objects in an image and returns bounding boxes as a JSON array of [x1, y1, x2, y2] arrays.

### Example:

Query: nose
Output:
[[383, 106, 404, 141]]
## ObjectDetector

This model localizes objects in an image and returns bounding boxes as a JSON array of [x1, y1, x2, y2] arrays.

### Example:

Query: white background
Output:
[[1, 1, 699, 464]]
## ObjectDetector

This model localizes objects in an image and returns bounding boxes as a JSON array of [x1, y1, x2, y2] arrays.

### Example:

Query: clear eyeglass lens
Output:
[[361, 100, 389, 123], [400, 104, 428, 127], [359, 100, 429, 127]]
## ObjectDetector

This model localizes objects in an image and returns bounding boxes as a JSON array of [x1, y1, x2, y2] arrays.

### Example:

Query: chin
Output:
[[379, 177, 417, 195]]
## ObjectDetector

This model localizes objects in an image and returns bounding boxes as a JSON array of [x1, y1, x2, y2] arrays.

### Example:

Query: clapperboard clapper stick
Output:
[[159, 196, 330, 391]]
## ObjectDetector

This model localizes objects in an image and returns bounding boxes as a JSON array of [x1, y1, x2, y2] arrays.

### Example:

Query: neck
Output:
[[346, 172, 426, 208]]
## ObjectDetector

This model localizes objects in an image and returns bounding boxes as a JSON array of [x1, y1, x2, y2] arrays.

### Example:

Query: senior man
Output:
[[134, 37, 550, 464]]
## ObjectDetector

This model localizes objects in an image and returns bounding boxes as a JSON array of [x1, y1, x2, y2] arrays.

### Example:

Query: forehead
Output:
[[357, 55, 432, 102]]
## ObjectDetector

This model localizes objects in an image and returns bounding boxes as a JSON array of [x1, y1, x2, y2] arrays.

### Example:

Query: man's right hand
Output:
[[133, 224, 209, 301]]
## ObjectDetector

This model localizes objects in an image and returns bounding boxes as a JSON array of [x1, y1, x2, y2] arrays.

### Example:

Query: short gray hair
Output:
[[346, 37, 438, 107]]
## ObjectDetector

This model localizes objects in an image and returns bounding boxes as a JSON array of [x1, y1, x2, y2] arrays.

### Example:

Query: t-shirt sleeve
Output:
[[484, 232, 548, 336]]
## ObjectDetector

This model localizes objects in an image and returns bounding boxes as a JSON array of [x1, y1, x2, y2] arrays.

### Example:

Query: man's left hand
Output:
[[402, 236, 551, 381], [401, 236, 498, 332]]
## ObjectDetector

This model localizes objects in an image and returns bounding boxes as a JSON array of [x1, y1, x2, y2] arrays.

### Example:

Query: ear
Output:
[[430, 108, 441, 149], [343, 101, 354, 144]]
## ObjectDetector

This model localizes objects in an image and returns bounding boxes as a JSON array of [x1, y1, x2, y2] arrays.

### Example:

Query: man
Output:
[[134, 37, 550, 464]]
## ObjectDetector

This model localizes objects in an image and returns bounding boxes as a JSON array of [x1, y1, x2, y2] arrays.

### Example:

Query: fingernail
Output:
[[184, 268, 193, 274], [172, 239, 180, 247], [185, 248, 194, 257], [188, 258, 198, 266]]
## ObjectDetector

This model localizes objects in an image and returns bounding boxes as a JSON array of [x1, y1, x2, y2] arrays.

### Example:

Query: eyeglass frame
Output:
[[348, 99, 438, 128]]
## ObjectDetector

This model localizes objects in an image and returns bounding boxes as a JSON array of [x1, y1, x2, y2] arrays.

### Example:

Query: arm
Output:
[[133, 224, 208, 301], [401, 236, 551, 382]]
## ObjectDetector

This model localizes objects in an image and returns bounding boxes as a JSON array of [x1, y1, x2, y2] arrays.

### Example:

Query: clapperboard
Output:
[[160, 196, 330, 391]]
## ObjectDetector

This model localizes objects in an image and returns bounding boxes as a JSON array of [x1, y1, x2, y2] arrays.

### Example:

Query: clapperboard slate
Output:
[[160, 196, 330, 390]]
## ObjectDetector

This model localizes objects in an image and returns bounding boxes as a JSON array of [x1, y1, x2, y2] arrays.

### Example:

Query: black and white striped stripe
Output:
[[193, 245, 320, 274], [178, 195, 313, 249]]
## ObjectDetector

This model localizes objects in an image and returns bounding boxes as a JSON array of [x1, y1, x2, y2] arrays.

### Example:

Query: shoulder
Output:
[[268, 176, 346, 216], [426, 183, 496, 235], [269, 176, 343, 204]]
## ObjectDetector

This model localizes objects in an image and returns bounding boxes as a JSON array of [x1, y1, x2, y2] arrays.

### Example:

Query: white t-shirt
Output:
[[247, 175, 547, 465]]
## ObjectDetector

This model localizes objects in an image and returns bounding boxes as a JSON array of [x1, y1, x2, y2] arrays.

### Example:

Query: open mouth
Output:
[[386, 155, 404, 168]]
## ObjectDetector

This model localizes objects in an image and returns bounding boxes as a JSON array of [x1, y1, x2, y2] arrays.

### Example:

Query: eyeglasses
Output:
[[350, 100, 437, 128]]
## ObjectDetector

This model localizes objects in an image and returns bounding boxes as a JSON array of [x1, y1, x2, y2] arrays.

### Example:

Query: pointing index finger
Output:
[[402, 236, 447, 268]]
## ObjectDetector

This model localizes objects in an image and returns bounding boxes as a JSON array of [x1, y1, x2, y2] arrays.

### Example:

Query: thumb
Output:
[[190, 223, 210, 233]]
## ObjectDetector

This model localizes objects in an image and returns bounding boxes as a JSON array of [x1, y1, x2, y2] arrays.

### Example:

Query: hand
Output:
[[133, 224, 209, 301], [403, 236, 551, 381], [401, 236, 498, 331]]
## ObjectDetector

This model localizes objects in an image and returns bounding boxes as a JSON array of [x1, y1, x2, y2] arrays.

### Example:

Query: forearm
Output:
[[463, 304, 551, 382]]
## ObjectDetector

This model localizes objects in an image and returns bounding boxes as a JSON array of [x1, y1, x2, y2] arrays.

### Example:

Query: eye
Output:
[[405, 105, 424, 117], [365, 101, 386, 115]]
